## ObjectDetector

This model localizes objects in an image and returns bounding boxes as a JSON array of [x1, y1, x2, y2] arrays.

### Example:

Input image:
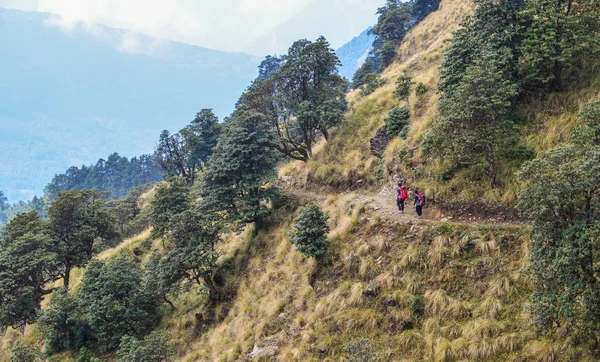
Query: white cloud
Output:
[[0, 0, 312, 51], [0, 0, 384, 53]]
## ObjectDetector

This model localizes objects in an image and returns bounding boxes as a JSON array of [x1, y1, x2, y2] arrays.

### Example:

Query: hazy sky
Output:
[[0, 0, 380, 52]]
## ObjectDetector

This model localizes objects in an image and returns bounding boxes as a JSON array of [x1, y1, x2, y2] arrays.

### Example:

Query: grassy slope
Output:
[[283, 0, 600, 207], [3, 0, 600, 361]]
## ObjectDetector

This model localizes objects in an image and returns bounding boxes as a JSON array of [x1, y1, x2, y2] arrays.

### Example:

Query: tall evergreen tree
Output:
[[180, 109, 222, 182], [519, 0, 600, 91], [48, 190, 118, 288], [272, 36, 348, 160], [149, 178, 190, 241], [201, 109, 278, 225], [0, 212, 59, 330], [518, 102, 600, 337]]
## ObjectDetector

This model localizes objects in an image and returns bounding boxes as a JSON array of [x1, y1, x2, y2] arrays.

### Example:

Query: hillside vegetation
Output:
[[1, 0, 600, 361]]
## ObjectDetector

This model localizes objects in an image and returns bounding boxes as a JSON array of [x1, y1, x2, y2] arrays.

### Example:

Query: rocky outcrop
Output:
[[370, 127, 391, 159]]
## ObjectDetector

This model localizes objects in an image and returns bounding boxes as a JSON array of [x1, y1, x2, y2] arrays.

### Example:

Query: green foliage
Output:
[[9, 341, 42, 362], [0, 190, 8, 226], [155, 109, 222, 185], [412, 0, 441, 22], [359, 73, 387, 97], [45, 153, 162, 200], [573, 100, 600, 146], [518, 102, 600, 338], [0, 212, 59, 330], [344, 338, 380, 362], [76, 347, 102, 362], [238, 37, 347, 162], [275, 37, 348, 160], [78, 257, 160, 352], [290, 204, 330, 258], [49, 190, 118, 287], [38, 288, 90, 353], [378, 41, 398, 68], [375, 157, 386, 181], [410, 295, 425, 316], [201, 109, 278, 225], [519, 0, 600, 91], [352, 59, 379, 89], [117, 332, 176, 362], [436, 40, 520, 185], [393, 74, 415, 101], [257, 55, 285, 80], [106, 184, 153, 243], [372, 1, 413, 44], [385, 106, 411, 139], [415, 82, 429, 96], [153, 206, 221, 303], [149, 178, 190, 239]]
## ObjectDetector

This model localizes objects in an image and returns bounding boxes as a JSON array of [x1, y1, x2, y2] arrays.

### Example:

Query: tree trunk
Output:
[[485, 144, 497, 187], [63, 264, 71, 288], [203, 275, 219, 306]]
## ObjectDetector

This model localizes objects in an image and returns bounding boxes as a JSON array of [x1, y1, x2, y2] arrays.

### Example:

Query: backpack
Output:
[[397, 188, 408, 201], [417, 193, 426, 206]]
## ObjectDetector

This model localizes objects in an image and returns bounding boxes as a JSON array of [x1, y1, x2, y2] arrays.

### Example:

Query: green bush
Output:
[[385, 106, 411, 139], [360, 73, 387, 97], [415, 82, 429, 96], [117, 332, 176, 362], [38, 288, 91, 353], [9, 342, 42, 362], [394, 75, 415, 101], [79, 257, 160, 352], [290, 204, 330, 258], [411, 295, 425, 316], [375, 157, 386, 181]]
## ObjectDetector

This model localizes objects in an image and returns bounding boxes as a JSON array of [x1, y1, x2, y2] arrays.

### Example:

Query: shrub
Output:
[[38, 288, 91, 353], [415, 82, 429, 96], [394, 75, 415, 101], [411, 295, 425, 316], [117, 332, 176, 362], [360, 73, 387, 97], [344, 338, 380, 362], [9, 342, 42, 362], [290, 204, 330, 258], [385, 106, 411, 139], [375, 157, 386, 181], [78, 257, 160, 352]]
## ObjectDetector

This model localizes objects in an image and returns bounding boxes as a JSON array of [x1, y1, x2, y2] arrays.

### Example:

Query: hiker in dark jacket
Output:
[[396, 183, 408, 213], [414, 189, 426, 218]]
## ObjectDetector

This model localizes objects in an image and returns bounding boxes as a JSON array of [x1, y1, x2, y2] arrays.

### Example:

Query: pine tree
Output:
[[290, 204, 330, 258], [519, 0, 600, 91], [201, 109, 278, 225], [0, 212, 59, 330], [48, 190, 118, 288], [149, 178, 190, 240], [518, 102, 600, 336]]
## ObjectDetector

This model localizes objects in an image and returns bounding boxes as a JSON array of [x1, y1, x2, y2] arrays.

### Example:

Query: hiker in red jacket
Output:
[[414, 189, 426, 218], [396, 183, 408, 213]]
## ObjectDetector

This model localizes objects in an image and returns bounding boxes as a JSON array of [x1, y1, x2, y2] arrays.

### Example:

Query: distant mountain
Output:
[[336, 28, 374, 81], [244, 0, 383, 56], [0, 8, 260, 202]]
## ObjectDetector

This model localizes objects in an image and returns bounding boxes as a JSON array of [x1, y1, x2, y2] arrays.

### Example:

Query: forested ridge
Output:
[[1, 0, 600, 360]]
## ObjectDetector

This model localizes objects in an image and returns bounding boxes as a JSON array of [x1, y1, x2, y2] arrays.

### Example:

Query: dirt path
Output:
[[285, 186, 527, 229]]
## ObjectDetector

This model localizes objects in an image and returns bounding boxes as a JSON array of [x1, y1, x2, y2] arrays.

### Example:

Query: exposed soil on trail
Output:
[[283, 183, 528, 229]]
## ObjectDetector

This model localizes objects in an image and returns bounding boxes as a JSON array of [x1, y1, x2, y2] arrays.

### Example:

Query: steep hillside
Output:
[[282, 0, 600, 209], [2, 0, 600, 361]]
